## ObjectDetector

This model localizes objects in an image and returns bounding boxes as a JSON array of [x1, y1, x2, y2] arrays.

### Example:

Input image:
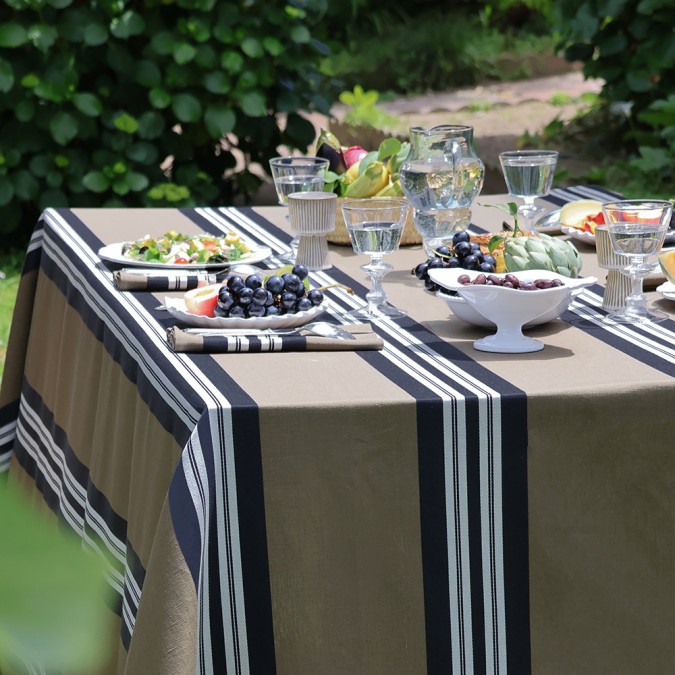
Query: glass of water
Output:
[[603, 199, 672, 324], [499, 150, 558, 227], [341, 198, 410, 319], [269, 156, 329, 263]]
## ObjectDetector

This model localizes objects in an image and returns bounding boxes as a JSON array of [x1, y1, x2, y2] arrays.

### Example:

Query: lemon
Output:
[[658, 249, 675, 284], [560, 199, 603, 228]]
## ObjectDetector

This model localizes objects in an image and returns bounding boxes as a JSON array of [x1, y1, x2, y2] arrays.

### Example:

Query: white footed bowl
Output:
[[428, 268, 597, 353]]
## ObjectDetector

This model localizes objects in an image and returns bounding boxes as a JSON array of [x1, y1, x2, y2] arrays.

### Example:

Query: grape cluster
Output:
[[412, 229, 498, 293], [215, 264, 324, 318], [458, 273, 564, 290]]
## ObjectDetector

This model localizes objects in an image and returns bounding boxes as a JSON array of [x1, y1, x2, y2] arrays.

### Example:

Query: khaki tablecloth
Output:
[[1, 189, 673, 675]]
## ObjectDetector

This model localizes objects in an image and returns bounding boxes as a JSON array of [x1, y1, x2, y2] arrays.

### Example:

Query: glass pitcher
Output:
[[399, 125, 484, 256]]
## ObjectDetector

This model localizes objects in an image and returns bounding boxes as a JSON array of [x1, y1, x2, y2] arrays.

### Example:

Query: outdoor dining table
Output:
[[1, 186, 673, 675]]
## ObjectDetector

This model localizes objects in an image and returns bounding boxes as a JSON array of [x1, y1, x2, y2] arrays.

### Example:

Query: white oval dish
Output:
[[560, 225, 596, 246], [435, 290, 572, 329], [656, 281, 675, 301], [533, 208, 563, 234], [99, 242, 272, 269], [164, 297, 327, 329], [428, 268, 597, 353]]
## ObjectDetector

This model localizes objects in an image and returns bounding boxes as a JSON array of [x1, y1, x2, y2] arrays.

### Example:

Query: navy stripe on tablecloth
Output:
[[24, 211, 248, 673], [181, 366, 276, 675], [38, 245, 198, 444], [356, 318, 531, 675], [562, 287, 675, 376], [191, 206, 532, 675], [42, 209, 260, 674], [10, 379, 146, 646], [543, 184, 625, 208], [537, 188, 675, 374]]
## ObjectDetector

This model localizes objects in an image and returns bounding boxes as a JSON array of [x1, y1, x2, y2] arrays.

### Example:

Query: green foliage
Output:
[[338, 85, 398, 130], [554, 1, 675, 196], [320, 4, 557, 94], [0, 485, 114, 672], [0, 0, 336, 246], [554, 0, 675, 117]]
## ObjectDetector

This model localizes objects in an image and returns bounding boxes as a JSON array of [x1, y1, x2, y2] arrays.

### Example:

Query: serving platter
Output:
[[164, 296, 327, 329], [99, 242, 272, 269], [533, 208, 563, 234], [560, 224, 596, 246], [656, 281, 675, 302]]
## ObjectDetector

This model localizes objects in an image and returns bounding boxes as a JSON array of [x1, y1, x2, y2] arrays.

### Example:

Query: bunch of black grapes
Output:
[[215, 264, 324, 318], [412, 230, 497, 293]]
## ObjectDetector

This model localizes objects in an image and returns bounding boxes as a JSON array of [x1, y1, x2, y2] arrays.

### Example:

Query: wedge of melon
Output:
[[560, 199, 604, 228], [184, 283, 221, 316], [658, 249, 675, 284]]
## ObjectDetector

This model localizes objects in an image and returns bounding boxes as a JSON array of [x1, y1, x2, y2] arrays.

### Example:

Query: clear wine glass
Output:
[[603, 199, 673, 324], [269, 156, 329, 263], [499, 150, 558, 228], [341, 197, 410, 319]]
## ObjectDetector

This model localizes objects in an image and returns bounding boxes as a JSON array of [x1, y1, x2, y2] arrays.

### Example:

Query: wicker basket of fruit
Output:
[[315, 129, 423, 247]]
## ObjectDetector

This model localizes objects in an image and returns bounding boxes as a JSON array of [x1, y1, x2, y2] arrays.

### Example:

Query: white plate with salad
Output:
[[99, 231, 272, 269]]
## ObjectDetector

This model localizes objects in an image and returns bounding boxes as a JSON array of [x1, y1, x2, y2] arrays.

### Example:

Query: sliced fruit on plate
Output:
[[658, 249, 675, 284], [183, 283, 221, 316], [560, 199, 604, 233]]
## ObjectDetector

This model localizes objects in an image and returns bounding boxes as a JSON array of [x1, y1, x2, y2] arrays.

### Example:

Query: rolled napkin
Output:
[[113, 269, 228, 291], [167, 323, 383, 353]]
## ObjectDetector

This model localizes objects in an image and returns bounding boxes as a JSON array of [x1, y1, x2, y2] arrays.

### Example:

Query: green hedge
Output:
[[554, 0, 675, 193], [555, 0, 675, 117], [0, 0, 335, 244]]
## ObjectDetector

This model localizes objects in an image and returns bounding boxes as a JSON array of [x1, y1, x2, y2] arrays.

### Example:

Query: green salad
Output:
[[121, 230, 252, 265]]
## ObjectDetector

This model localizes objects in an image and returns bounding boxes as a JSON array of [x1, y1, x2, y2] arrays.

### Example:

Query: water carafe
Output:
[[399, 125, 484, 256]]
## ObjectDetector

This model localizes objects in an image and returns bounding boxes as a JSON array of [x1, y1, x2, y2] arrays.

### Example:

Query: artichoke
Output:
[[503, 232, 582, 278]]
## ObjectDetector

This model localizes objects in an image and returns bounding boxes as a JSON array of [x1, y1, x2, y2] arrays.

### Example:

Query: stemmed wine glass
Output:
[[269, 156, 329, 263], [499, 150, 558, 228], [341, 197, 409, 319], [602, 199, 673, 324]]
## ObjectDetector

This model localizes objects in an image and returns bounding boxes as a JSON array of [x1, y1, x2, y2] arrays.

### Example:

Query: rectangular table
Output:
[[2, 187, 674, 675]]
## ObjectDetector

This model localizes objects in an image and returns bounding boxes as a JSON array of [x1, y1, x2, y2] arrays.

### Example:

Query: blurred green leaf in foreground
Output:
[[0, 485, 113, 673]]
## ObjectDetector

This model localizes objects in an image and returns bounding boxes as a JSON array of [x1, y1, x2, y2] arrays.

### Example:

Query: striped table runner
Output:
[[1, 187, 673, 674]]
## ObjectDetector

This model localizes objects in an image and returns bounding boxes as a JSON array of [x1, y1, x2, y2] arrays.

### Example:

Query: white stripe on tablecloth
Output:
[[203, 206, 510, 675], [0, 419, 17, 444], [569, 289, 675, 363], [0, 420, 17, 473], [14, 396, 145, 627], [40, 210, 251, 674]]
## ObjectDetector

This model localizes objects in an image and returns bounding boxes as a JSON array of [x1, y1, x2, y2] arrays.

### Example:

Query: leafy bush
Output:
[[0, 0, 335, 245], [554, 0, 675, 196], [319, 2, 556, 94], [554, 0, 675, 115]]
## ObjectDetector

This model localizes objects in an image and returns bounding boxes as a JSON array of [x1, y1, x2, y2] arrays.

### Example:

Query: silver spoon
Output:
[[184, 321, 355, 340]]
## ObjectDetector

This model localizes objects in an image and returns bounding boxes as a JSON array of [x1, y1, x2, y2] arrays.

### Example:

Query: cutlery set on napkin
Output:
[[167, 323, 383, 353], [114, 268, 383, 353]]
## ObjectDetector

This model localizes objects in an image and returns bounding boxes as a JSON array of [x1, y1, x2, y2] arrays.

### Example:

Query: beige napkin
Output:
[[113, 269, 224, 291], [167, 323, 383, 353]]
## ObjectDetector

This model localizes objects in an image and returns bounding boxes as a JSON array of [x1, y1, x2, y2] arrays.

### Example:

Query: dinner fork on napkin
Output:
[[167, 323, 383, 353]]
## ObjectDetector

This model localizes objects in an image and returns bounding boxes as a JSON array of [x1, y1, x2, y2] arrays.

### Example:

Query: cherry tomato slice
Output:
[[174, 257, 190, 265]]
